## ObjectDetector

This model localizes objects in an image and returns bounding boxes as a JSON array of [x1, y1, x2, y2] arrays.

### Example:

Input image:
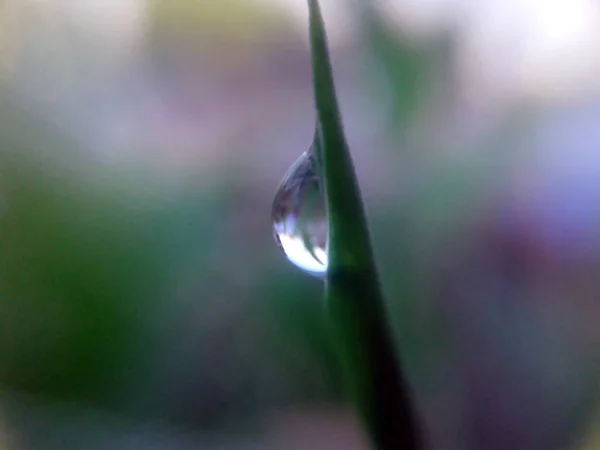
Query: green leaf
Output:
[[307, 1, 423, 448]]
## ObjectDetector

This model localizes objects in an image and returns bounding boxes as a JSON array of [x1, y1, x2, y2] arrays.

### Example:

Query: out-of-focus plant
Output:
[[0, 94, 222, 412], [351, 0, 454, 137], [146, 0, 294, 69]]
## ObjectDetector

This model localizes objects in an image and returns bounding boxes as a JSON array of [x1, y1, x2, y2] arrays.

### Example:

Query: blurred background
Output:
[[0, 0, 599, 448]]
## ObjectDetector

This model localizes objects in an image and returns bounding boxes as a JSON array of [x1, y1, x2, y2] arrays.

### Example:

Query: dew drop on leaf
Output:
[[272, 148, 328, 277]]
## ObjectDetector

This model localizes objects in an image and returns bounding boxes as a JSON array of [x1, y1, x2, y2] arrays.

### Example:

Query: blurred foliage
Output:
[[578, 396, 600, 450], [149, 0, 283, 38], [146, 0, 295, 69], [353, 1, 454, 136], [0, 93, 221, 411]]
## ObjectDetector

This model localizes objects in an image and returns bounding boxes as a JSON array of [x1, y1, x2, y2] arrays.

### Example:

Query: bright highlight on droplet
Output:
[[272, 149, 328, 277]]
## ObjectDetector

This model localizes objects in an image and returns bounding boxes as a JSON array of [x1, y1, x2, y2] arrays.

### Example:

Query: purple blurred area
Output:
[[0, 1, 599, 449]]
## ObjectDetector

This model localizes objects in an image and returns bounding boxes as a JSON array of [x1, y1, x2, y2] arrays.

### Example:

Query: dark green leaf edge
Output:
[[307, 1, 424, 449]]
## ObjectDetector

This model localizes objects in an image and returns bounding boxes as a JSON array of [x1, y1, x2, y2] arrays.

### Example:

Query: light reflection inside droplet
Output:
[[272, 149, 328, 277]]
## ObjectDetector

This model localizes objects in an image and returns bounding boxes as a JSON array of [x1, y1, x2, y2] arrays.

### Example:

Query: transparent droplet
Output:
[[272, 149, 328, 277]]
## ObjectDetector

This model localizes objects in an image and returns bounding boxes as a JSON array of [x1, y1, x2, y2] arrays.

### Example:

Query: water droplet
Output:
[[272, 149, 328, 277]]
